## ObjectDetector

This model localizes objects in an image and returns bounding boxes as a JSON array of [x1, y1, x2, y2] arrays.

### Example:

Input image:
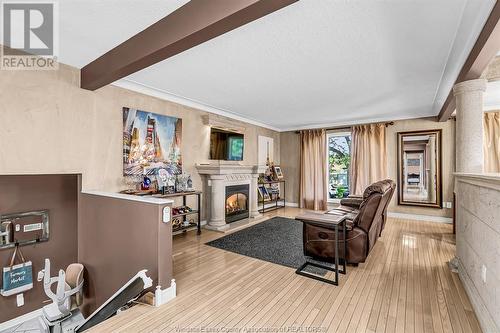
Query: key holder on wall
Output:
[[0, 210, 49, 250]]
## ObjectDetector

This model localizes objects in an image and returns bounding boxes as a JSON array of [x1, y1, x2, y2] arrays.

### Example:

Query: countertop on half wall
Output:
[[81, 190, 175, 205]]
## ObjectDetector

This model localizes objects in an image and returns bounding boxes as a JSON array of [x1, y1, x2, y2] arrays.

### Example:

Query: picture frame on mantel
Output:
[[273, 165, 284, 180]]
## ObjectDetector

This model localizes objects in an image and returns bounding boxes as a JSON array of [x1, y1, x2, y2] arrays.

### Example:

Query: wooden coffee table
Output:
[[295, 212, 347, 285]]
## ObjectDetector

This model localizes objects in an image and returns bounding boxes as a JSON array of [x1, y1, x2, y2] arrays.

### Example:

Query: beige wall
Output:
[[0, 64, 280, 196], [279, 131, 300, 204], [387, 117, 455, 218], [280, 117, 456, 217]]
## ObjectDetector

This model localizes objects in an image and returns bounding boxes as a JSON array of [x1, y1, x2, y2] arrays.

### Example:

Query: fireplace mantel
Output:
[[196, 163, 266, 231], [196, 163, 266, 175]]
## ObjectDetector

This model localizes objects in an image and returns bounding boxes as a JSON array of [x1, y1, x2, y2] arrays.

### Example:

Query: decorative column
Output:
[[250, 174, 261, 218], [449, 78, 486, 274], [452, 79, 487, 173], [207, 175, 227, 230]]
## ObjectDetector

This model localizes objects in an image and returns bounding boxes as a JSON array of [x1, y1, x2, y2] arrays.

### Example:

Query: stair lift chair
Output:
[[38, 259, 84, 332]]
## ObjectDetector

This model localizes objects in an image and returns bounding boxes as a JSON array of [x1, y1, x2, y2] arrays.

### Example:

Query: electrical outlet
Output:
[[444, 202, 452, 209], [481, 265, 487, 283], [16, 293, 24, 307]]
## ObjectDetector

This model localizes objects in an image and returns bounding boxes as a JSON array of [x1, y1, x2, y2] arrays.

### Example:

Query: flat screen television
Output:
[[210, 128, 244, 161]]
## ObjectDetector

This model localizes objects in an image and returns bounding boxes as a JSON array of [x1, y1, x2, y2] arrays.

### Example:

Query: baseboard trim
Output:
[[154, 279, 176, 307], [0, 308, 42, 330], [387, 212, 452, 224], [456, 258, 499, 333], [285, 202, 299, 208]]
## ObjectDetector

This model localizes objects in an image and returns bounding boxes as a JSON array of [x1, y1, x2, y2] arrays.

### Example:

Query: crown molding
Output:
[[278, 113, 438, 132], [113, 79, 453, 133], [112, 79, 281, 132]]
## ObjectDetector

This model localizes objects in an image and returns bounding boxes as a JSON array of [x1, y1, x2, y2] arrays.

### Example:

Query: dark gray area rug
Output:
[[206, 217, 333, 274]]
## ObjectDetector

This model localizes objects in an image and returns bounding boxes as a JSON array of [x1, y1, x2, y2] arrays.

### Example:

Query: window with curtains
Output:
[[327, 132, 351, 201]]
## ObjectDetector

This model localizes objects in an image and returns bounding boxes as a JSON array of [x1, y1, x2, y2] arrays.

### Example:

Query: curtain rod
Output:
[[294, 121, 394, 134]]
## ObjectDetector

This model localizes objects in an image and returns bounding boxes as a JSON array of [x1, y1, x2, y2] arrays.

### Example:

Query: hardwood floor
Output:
[[90, 207, 481, 333]]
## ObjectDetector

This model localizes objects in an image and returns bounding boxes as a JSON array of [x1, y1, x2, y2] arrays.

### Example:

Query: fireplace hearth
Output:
[[225, 184, 249, 223]]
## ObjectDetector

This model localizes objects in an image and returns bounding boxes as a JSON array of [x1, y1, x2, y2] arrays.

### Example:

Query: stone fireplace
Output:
[[196, 164, 266, 231]]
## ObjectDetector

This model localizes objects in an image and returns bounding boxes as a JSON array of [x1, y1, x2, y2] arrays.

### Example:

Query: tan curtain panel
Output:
[[350, 123, 387, 195], [484, 111, 500, 173], [300, 129, 327, 210]]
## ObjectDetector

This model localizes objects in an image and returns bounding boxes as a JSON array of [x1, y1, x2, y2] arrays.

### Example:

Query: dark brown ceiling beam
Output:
[[80, 0, 298, 90], [438, 1, 500, 122]]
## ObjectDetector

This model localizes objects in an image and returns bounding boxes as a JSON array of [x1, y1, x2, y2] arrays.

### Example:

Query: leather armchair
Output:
[[303, 179, 396, 264]]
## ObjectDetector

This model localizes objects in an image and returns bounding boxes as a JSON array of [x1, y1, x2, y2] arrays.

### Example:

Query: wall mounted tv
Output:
[[210, 128, 244, 161]]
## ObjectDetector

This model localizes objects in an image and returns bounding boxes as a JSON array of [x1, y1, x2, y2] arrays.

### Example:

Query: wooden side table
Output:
[[295, 212, 347, 285], [258, 180, 285, 213]]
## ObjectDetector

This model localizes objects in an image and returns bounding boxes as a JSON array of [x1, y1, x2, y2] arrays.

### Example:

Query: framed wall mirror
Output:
[[397, 130, 442, 208]]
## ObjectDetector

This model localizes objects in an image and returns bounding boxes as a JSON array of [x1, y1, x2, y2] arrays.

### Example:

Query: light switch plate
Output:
[[17, 293, 24, 307], [162, 207, 171, 223]]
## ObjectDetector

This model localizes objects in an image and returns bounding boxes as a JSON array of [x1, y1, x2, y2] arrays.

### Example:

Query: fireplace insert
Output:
[[225, 184, 249, 223]]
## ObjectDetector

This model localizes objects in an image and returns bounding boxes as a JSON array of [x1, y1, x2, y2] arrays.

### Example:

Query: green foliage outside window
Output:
[[328, 135, 351, 199]]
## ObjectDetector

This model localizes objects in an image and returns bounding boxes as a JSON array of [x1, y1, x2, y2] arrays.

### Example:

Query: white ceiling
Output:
[[57, 0, 496, 131]]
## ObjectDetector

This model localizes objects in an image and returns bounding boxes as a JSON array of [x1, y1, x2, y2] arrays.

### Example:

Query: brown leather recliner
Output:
[[303, 179, 396, 264], [336, 180, 396, 236]]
